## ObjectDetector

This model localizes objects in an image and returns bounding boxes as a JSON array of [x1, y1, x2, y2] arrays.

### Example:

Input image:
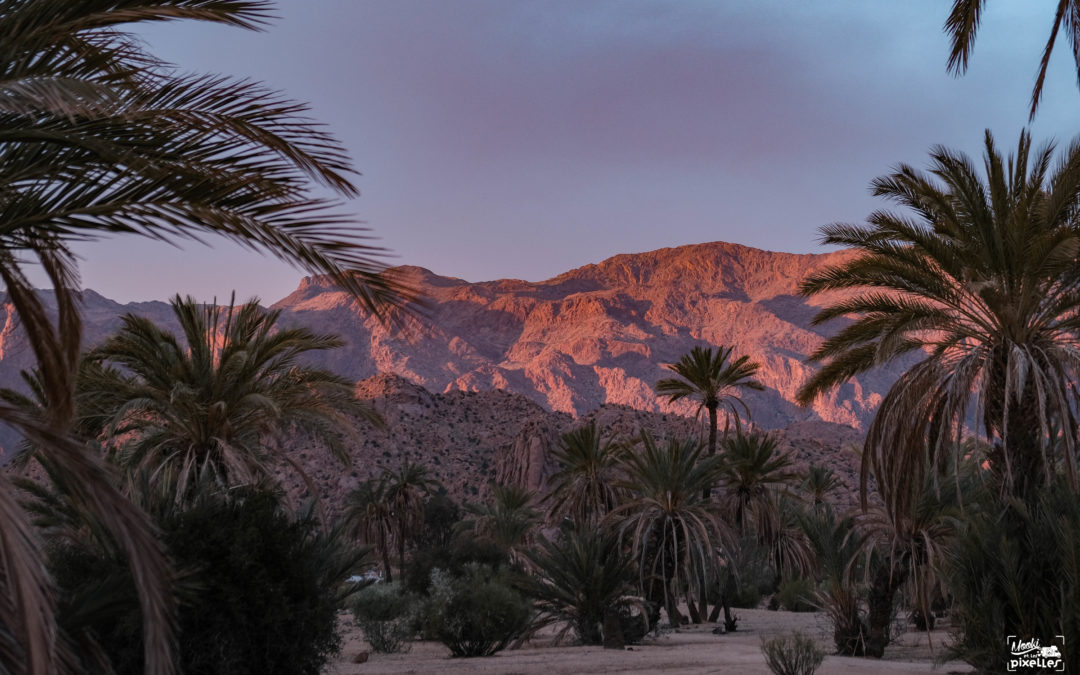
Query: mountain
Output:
[[0, 241, 902, 450], [270, 241, 900, 429]]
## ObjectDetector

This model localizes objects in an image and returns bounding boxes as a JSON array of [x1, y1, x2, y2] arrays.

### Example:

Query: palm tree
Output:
[[855, 461, 971, 657], [656, 345, 763, 500], [524, 529, 642, 646], [716, 433, 800, 540], [346, 479, 396, 582], [459, 483, 541, 560], [83, 295, 379, 499], [543, 422, 625, 528], [797, 130, 1080, 508], [713, 432, 808, 626], [381, 458, 441, 573], [802, 464, 842, 507], [1, 3, 412, 672], [605, 432, 729, 626], [945, 0, 1080, 120]]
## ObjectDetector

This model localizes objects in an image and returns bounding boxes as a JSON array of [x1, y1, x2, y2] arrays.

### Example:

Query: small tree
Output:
[[424, 565, 533, 657]]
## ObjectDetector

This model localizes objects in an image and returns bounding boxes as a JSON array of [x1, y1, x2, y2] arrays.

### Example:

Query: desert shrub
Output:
[[944, 482, 1080, 673], [760, 631, 825, 675], [776, 577, 817, 612], [423, 564, 533, 657], [351, 582, 416, 653], [51, 489, 364, 675], [732, 581, 764, 609], [405, 536, 509, 596], [817, 580, 868, 656]]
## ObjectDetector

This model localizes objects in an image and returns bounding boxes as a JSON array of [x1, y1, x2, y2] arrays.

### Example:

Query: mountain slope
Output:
[[272, 241, 897, 428]]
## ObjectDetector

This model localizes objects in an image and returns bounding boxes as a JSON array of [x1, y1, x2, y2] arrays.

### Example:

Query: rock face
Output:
[[272, 241, 899, 429]]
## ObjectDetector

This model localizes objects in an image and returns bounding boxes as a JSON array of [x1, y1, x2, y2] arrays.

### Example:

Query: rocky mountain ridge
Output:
[[0, 241, 904, 461], [270, 240, 898, 429]]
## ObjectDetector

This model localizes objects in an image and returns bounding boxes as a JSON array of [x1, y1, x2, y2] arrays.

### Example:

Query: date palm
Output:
[[798, 130, 1080, 509], [656, 345, 763, 503], [459, 483, 541, 561], [717, 433, 799, 539], [1, 3, 411, 672], [544, 422, 625, 528], [713, 432, 807, 626], [802, 464, 842, 507], [380, 459, 441, 573], [84, 294, 378, 499], [605, 432, 729, 626], [346, 479, 396, 582], [524, 529, 641, 646], [945, 0, 1080, 120]]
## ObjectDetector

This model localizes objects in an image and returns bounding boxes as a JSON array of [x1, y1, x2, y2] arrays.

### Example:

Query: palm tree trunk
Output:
[[397, 513, 407, 574], [866, 562, 907, 658], [985, 355, 1046, 502], [380, 530, 393, 583], [704, 403, 718, 501], [721, 570, 738, 631]]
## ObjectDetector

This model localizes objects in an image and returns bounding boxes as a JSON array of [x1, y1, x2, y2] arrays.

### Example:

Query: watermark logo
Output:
[[1007, 635, 1065, 672]]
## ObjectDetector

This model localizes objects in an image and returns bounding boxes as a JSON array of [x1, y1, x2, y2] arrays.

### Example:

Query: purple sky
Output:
[[69, 1, 1080, 303]]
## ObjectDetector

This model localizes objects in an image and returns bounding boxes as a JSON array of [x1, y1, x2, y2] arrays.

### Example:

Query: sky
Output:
[[67, 1, 1080, 303]]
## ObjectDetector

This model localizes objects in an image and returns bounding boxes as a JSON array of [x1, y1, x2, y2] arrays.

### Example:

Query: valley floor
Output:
[[329, 607, 971, 674]]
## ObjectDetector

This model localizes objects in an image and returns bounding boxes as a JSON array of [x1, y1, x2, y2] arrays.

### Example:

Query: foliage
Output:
[[718, 433, 811, 581], [797, 503, 863, 585], [524, 529, 642, 645], [423, 565, 533, 657], [544, 422, 626, 527], [459, 483, 541, 559], [417, 493, 462, 550], [347, 478, 397, 581], [606, 432, 728, 625], [760, 632, 825, 675], [351, 582, 415, 654], [85, 295, 377, 498], [775, 578, 817, 613], [801, 465, 841, 506], [817, 580, 868, 656], [380, 459, 441, 572], [0, 0, 411, 670], [655, 345, 763, 458], [944, 0, 1080, 119], [162, 490, 364, 675], [943, 481, 1080, 673], [797, 130, 1080, 507], [404, 536, 510, 598], [47, 488, 366, 675]]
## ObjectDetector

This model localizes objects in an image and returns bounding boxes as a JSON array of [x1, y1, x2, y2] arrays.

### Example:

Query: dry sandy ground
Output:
[[328, 608, 974, 674]]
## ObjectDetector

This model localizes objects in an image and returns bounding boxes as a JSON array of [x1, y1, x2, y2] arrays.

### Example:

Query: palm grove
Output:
[[3, 1, 1080, 674]]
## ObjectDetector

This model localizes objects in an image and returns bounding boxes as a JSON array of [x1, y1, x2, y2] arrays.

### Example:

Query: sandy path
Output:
[[328, 608, 973, 674]]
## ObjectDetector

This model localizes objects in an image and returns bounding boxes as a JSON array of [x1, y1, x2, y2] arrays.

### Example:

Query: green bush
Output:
[[351, 582, 415, 653], [944, 482, 1080, 673], [423, 565, 533, 657], [760, 631, 825, 675], [50, 489, 364, 675], [776, 578, 818, 613]]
